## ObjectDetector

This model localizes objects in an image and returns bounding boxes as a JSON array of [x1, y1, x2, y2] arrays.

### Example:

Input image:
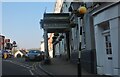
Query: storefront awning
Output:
[[40, 13, 70, 33]]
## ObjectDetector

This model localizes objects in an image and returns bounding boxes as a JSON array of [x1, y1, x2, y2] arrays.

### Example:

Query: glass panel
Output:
[[103, 25, 110, 30], [104, 34, 112, 55], [105, 36, 108, 41], [108, 35, 110, 42], [109, 48, 112, 54], [106, 42, 108, 47], [109, 42, 111, 47], [99, 21, 110, 30], [106, 49, 109, 54]]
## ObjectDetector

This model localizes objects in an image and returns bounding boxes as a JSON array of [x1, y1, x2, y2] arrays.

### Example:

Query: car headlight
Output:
[[25, 54, 28, 56], [37, 54, 40, 56]]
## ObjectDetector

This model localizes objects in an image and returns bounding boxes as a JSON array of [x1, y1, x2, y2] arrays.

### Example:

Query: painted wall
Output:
[[109, 18, 119, 75], [94, 24, 105, 75], [94, 3, 120, 25], [93, 3, 120, 76], [118, 18, 120, 76]]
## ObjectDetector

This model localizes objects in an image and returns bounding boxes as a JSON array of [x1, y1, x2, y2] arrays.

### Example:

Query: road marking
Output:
[[3, 59, 35, 75], [34, 63, 37, 70], [29, 70, 34, 75], [3, 59, 47, 75], [3, 60, 31, 69], [38, 62, 53, 75]]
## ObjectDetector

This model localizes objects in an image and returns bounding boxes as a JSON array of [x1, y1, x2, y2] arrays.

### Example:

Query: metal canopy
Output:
[[40, 13, 70, 33]]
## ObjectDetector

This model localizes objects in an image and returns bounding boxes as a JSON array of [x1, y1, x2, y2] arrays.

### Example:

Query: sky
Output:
[[2, 2, 55, 49]]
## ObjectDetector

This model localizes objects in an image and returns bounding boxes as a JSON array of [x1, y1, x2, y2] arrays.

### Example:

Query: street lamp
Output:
[[77, 5, 87, 77], [78, 6, 87, 15], [69, 2, 87, 77]]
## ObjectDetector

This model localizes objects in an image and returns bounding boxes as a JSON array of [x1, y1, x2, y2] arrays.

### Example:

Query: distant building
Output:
[[0, 35, 13, 51], [40, 41, 44, 52], [48, 33, 54, 58], [40, 33, 54, 58], [14, 50, 24, 58], [4, 39, 13, 50], [54, 0, 64, 13], [53, 0, 65, 57], [0, 35, 5, 50]]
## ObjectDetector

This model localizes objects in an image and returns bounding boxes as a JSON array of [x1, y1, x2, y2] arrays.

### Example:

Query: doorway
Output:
[[103, 32, 113, 75], [100, 21, 113, 75]]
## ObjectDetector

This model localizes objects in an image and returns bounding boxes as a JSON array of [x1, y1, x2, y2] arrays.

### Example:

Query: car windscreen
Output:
[[29, 50, 41, 53], [2, 51, 9, 53]]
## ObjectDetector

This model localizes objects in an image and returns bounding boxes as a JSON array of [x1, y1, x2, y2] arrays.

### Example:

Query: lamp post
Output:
[[77, 6, 87, 77], [69, 3, 87, 76]]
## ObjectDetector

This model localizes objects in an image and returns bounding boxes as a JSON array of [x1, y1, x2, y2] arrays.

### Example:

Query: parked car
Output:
[[2, 50, 12, 59], [25, 50, 44, 61], [0, 51, 2, 58]]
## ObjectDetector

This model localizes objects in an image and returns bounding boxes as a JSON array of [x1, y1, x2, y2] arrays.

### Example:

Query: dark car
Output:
[[25, 50, 44, 61]]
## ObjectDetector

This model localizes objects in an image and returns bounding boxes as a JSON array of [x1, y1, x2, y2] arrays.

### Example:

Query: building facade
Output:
[[0, 35, 13, 51], [58, 1, 97, 73], [40, 0, 119, 76], [0, 35, 5, 50], [92, 2, 120, 76], [53, 0, 120, 76]]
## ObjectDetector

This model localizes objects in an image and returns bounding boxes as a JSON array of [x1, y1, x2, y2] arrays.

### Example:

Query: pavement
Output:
[[39, 57, 93, 76], [38, 58, 115, 77], [2, 57, 113, 77]]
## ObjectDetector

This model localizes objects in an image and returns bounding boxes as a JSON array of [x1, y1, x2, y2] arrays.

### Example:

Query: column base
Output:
[[43, 58, 51, 65]]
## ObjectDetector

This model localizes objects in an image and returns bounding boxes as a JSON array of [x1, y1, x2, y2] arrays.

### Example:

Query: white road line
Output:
[[34, 63, 37, 70], [12, 60, 30, 67], [29, 70, 34, 75], [3, 59, 35, 75], [3, 60, 31, 69], [38, 62, 53, 75]]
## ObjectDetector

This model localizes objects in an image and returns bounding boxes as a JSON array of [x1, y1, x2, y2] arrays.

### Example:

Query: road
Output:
[[2, 60, 31, 75], [2, 58, 50, 77]]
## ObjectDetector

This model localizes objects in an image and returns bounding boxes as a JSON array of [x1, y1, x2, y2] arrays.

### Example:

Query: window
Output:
[[100, 21, 112, 55], [99, 21, 110, 30], [105, 35, 112, 54]]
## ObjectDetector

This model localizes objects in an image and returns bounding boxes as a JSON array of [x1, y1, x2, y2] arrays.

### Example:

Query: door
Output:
[[103, 33, 113, 75]]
